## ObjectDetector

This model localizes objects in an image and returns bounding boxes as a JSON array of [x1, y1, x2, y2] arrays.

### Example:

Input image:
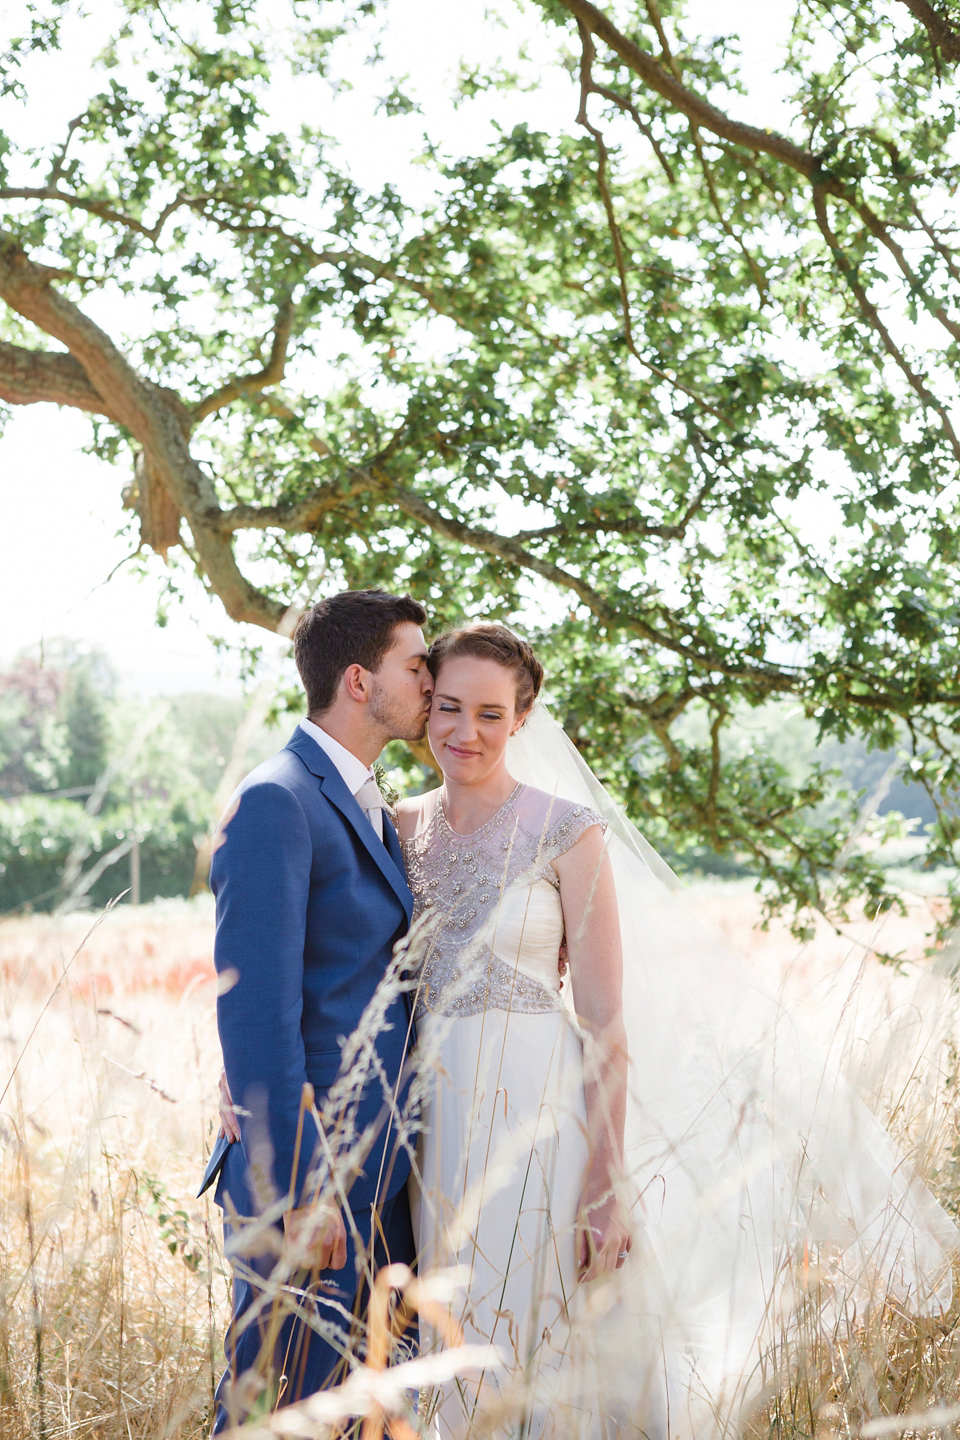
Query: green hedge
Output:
[[0, 795, 198, 911]]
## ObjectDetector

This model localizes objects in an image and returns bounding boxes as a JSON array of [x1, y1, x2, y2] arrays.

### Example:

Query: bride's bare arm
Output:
[[553, 825, 632, 1281], [216, 1066, 346, 1269]]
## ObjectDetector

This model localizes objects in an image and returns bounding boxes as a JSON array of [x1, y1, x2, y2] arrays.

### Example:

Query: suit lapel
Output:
[[382, 812, 407, 879], [381, 811, 417, 1035], [320, 772, 414, 925], [286, 729, 413, 924]]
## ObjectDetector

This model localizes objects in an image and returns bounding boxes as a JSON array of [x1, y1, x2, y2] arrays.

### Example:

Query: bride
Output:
[[395, 623, 959, 1439], [395, 624, 635, 1437]]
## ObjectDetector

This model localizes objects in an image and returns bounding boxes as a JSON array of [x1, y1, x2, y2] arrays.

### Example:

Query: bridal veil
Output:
[[504, 703, 959, 1439]]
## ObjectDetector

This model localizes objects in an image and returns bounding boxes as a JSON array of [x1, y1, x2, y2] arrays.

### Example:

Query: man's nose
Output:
[[421, 672, 433, 697]]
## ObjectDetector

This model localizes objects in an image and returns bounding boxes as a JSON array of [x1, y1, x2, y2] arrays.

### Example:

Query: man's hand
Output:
[[217, 1067, 242, 1143], [576, 1165, 633, 1283], [283, 1203, 347, 1271]]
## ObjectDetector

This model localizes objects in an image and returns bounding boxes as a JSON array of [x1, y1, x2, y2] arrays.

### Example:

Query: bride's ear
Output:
[[510, 708, 532, 737]]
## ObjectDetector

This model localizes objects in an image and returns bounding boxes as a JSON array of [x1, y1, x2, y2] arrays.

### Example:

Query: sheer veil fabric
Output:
[[502, 704, 959, 1438]]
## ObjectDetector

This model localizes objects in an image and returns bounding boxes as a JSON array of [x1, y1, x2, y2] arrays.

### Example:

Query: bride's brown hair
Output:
[[427, 624, 544, 716]]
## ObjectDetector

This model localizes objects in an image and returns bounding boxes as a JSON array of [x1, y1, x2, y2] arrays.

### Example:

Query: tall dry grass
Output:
[[0, 886, 957, 1439], [691, 884, 960, 1440], [0, 899, 225, 1438]]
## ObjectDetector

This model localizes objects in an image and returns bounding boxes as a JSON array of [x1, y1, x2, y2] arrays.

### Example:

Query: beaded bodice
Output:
[[400, 783, 605, 1020]]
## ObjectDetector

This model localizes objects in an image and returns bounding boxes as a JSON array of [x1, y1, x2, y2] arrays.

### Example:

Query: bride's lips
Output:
[[446, 744, 480, 758]]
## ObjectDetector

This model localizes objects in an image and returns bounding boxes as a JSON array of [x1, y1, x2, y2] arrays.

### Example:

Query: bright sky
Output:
[[0, 0, 793, 695]]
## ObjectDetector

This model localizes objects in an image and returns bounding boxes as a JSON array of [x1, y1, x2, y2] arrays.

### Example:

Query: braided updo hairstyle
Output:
[[427, 624, 544, 717]]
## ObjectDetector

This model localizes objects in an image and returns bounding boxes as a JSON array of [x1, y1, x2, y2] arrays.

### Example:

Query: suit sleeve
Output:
[[211, 780, 320, 1210]]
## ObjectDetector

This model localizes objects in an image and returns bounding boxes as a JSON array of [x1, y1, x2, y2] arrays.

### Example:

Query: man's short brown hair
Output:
[[293, 589, 428, 716]]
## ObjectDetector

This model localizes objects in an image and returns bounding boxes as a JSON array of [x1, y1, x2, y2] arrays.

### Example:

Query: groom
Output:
[[204, 588, 432, 1431]]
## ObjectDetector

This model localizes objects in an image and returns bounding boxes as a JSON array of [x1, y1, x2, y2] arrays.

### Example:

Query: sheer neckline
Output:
[[436, 781, 524, 839]]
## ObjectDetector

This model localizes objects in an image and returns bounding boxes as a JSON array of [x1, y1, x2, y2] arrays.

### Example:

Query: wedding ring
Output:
[[618, 1251, 629, 1260]]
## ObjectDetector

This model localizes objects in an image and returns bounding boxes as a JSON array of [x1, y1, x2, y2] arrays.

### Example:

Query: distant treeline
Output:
[[0, 643, 275, 912]]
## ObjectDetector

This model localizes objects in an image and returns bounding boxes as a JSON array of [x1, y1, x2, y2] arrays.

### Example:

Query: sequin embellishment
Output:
[[401, 786, 605, 1020]]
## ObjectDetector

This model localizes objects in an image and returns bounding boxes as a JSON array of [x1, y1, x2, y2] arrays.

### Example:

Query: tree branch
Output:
[[379, 469, 798, 690], [575, 25, 734, 426], [0, 230, 283, 631], [192, 298, 296, 421], [892, 183, 960, 287], [213, 389, 722, 565], [0, 186, 193, 242], [586, 78, 676, 184], [851, 194, 960, 343], [0, 339, 122, 419], [219, 475, 368, 533], [47, 116, 84, 189], [644, 0, 768, 295], [382, 476, 960, 717], [511, 464, 718, 543], [557, 0, 956, 263], [894, 0, 960, 62], [811, 187, 960, 466], [560, 0, 960, 343], [556, 0, 824, 181]]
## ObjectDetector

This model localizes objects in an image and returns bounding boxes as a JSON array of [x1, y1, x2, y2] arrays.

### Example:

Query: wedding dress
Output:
[[402, 781, 604, 1437], [401, 707, 959, 1440]]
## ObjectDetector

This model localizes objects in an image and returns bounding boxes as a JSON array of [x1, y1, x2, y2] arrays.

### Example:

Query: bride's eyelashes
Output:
[[436, 702, 505, 723]]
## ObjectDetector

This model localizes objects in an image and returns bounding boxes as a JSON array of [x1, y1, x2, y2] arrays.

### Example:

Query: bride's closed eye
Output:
[[437, 702, 503, 722]]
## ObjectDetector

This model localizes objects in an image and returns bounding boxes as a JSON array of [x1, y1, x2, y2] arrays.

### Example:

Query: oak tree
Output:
[[3, 0, 960, 935]]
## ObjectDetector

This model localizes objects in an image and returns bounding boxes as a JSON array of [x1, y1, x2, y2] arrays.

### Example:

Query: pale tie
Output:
[[354, 774, 385, 841]]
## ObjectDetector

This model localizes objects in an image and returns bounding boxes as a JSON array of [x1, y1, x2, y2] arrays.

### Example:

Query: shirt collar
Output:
[[299, 718, 373, 796]]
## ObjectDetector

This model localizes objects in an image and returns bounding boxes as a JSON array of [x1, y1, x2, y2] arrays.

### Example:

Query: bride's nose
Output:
[[453, 714, 478, 743]]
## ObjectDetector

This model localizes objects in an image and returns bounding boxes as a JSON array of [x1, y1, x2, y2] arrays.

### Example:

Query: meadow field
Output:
[[0, 882, 958, 1439], [0, 898, 224, 1438]]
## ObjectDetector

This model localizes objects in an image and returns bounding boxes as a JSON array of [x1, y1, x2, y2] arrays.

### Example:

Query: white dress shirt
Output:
[[299, 719, 383, 840]]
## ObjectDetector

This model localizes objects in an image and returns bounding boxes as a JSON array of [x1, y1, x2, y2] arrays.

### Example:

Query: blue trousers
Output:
[[212, 1182, 416, 1433]]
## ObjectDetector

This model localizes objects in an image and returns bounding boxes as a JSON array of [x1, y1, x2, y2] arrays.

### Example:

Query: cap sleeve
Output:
[[542, 802, 607, 864]]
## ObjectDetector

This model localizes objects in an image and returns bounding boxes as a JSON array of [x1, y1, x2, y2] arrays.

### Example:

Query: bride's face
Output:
[[428, 656, 521, 785]]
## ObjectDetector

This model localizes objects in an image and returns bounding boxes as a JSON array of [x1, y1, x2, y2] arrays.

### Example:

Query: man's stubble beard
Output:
[[369, 679, 429, 743]]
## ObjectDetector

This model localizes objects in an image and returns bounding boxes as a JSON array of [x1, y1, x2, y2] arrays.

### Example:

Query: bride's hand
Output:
[[576, 1172, 633, 1282], [283, 1202, 347, 1272], [218, 1068, 242, 1143]]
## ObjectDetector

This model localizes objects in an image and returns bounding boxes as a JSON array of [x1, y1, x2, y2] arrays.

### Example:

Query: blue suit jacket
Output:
[[209, 726, 415, 1215]]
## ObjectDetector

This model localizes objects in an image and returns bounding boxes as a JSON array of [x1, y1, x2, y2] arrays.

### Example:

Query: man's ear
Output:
[[342, 663, 370, 704]]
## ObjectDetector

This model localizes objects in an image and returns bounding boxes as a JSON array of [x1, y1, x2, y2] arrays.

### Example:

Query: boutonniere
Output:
[[373, 761, 401, 816]]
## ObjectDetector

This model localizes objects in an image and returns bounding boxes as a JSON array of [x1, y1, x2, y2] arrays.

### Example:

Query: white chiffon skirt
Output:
[[413, 1005, 593, 1436], [412, 1000, 677, 1440]]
